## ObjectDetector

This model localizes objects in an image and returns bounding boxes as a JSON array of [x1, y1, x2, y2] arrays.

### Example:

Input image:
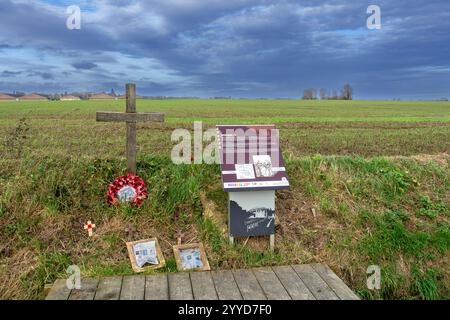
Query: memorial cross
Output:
[[96, 83, 164, 174]]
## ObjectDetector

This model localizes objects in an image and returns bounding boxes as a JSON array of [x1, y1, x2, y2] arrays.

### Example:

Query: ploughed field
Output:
[[0, 99, 449, 300], [1, 99, 450, 158]]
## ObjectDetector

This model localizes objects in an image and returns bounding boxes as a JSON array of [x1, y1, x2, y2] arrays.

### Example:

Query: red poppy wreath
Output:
[[107, 174, 148, 207]]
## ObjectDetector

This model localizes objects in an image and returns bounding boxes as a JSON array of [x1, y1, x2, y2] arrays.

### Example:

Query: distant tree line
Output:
[[302, 83, 354, 100]]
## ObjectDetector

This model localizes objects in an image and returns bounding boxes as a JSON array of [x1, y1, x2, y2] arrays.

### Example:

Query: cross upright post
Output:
[[96, 83, 164, 174], [126, 83, 137, 174]]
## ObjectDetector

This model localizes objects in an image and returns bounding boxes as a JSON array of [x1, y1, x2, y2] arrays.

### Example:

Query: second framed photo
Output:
[[173, 243, 210, 272]]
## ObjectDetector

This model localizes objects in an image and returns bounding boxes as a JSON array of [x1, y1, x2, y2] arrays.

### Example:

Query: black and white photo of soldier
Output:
[[253, 155, 274, 177]]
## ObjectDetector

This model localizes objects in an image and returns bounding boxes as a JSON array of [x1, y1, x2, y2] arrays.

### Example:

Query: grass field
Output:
[[0, 99, 449, 299]]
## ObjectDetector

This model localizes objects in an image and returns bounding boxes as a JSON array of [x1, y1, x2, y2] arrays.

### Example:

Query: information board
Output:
[[217, 125, 290, 192]]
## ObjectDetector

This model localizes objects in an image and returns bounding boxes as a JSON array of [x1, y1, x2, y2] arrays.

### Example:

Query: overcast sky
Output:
[[0, 0, 449, 99]]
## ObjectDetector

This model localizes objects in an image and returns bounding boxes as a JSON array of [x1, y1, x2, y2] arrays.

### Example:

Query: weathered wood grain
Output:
[[46, 264, 358, 301], [232, 269, 266, 300], [168, 273, 193, 300], [120, 275, 145, 300], [211, 270, 242, 300], [145, 274, 169, 300], [96, 112, 164, 123], [190, 272, 218, 300], [68, 278, 99, 300], [45, 279, 71, 300], [311, 263, 360, 300], [126, 121, 137, 174], [94, 276, 122, 300], [95, 83, 165, 175], [126, 83, 136, 113], [126, 83, 136, 174], [292, 264, 339, 300], [252, 267, 291, 300], [272, 266, 315, 300]]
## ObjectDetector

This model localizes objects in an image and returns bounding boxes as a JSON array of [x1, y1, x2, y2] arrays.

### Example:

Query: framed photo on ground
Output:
[[126, 238, 166, 273], [173, 243, 210, 272]]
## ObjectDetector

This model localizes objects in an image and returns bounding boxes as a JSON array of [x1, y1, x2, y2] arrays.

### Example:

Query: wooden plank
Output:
[[145, 274, 169, 300], [125, 84, 136, 176], [96, 112, 164, 123], [126, 83, 136, 113], [311, 263, 359, 300], [120, 275, 145, 300], [45, 279, 71, 300], [232, 269, 266, 300], [168, 273, 193, 300], [190, 272, 218, 300], [292, 264, 339, 300], [272, 266, 315, 300], [252, 267, 291, 300], [68, 278, 99, 300], [126, 121, 137, 174], [94, 276, 123, 300], [211, 270, 242, 300]]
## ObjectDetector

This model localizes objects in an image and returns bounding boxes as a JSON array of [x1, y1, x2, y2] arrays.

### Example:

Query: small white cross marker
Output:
[[84, 221, 96, 237]]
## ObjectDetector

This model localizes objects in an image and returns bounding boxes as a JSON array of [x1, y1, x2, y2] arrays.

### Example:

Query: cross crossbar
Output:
[[95, 83, 165, 174], [96, 112, 164, 122]]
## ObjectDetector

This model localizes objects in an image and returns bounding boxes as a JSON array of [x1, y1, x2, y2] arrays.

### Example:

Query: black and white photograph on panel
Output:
[[229, 190, 275, 237]]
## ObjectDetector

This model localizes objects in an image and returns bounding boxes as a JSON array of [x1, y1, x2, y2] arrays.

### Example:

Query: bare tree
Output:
[[342, 83, 354, 100], [304, 84, 353, 100], [303, 89, 311, 100], [302, 88, 317, 100], [303, 89, 309, 100]]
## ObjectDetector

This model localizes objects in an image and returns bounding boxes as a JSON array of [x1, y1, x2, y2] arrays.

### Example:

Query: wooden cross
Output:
[[96, 83, 164, 174], [84, 221, 96, 237]]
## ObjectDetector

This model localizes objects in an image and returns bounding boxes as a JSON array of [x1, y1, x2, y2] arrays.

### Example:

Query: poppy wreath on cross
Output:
[[107, 174, 148, 207]]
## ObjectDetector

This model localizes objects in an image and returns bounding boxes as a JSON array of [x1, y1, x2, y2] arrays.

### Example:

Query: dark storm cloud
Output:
[[0, 0, 449, 98], [2, 70, 23, 77], [38, 72, 54, 80], [71, 61, 98, 70], [26, 71, 54, 80]]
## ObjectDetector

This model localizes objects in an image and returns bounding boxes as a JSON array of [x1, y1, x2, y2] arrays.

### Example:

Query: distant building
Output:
[[90, 93, 115, 100], [60, 95, 81, 101], [0, 93, 16, 101], [19, 94, 48, 101]]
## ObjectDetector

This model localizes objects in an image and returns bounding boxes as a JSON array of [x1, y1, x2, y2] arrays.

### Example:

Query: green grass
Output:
[[1, 99, 449, 121], [0, 99, 449, 159], [0, 99, 449, 299]]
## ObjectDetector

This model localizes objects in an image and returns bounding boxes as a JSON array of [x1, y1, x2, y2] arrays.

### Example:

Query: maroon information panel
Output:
[[217, 125, 290, 192]]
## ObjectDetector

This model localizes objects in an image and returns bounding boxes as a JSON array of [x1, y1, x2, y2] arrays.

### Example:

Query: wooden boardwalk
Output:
[[46, 263, 359, 300]]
